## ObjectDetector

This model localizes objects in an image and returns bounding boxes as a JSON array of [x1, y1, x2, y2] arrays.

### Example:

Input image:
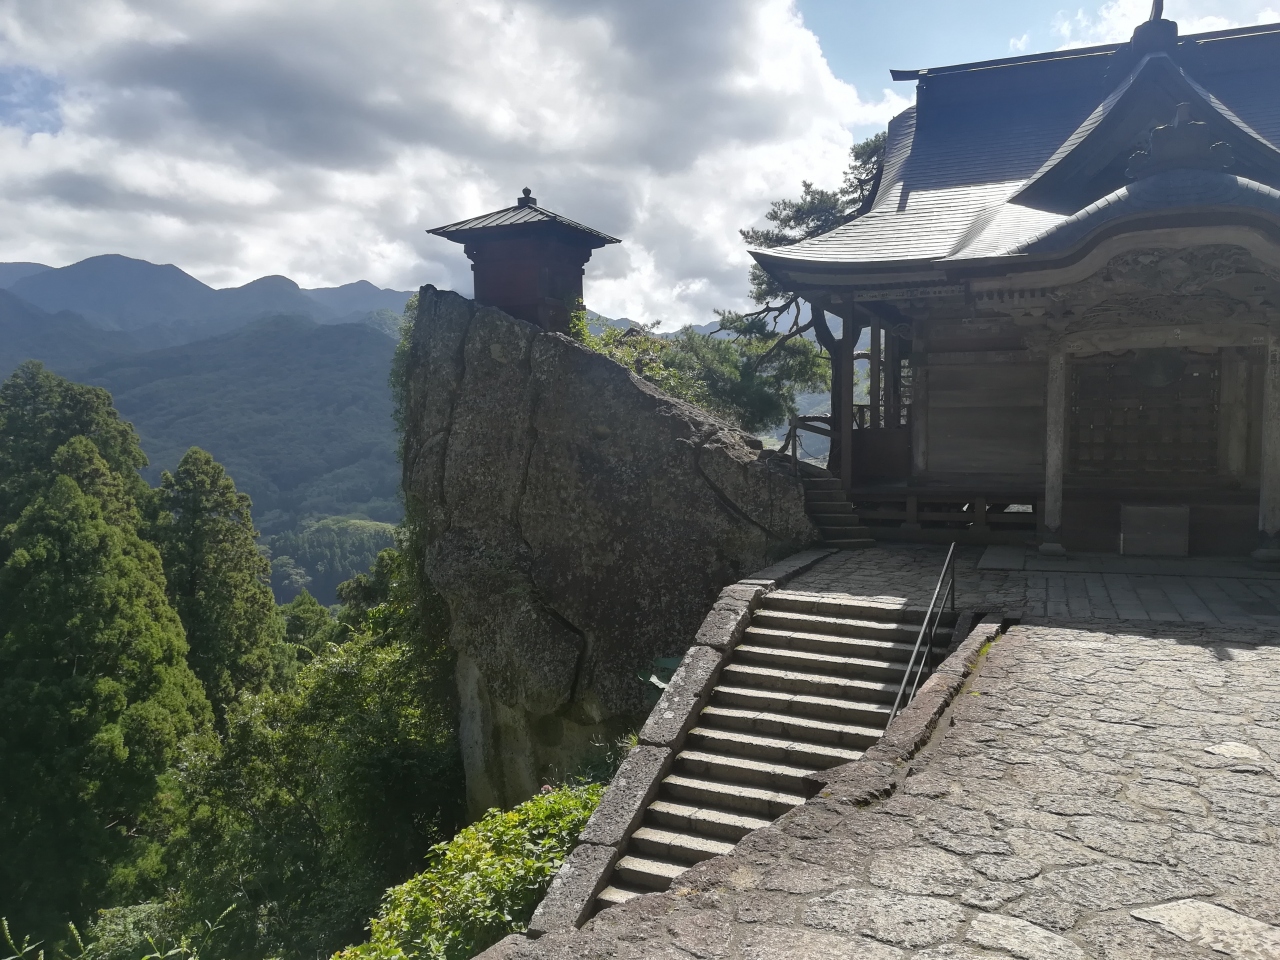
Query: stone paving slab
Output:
[[978, 545, 1280, 580], [789, 546, 1280, 625], [493, 620, 1280, 959]]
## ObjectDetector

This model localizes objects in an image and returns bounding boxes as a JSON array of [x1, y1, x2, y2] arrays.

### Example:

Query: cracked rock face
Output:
[[401, 288, 816, 813]]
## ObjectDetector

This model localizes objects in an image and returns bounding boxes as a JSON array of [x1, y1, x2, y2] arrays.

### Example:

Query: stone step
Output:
[[817, 527, 874, 540], [805, 490, 847, 503], [596, 883, 646, 909], [699, 704, 886, 749], [711, 683, 893, 729], [812, 513, 867, 527], [751, 609, 933, 644], [645, 799, 772, 842], [613, 854, 687, 891], [764, 590, 957, 627], [629, 825, 735, 864], [803, 477, 843, 490], [806, 501, 857, 515], [674, 748, 817, 793], [686, 725, 861, 769], [821, 538, 878, 551], [660, 773, 805, 819], [745, 625, 918, 664], [733, 643, 909, 682], [719, 661, 901, 702]]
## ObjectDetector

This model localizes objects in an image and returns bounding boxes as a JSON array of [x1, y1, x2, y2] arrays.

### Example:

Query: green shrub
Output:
[[335, 784, 603, 960]]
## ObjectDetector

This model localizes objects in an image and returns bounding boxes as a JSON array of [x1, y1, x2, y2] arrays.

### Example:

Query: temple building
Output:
[[753, 10, 1280, 559]]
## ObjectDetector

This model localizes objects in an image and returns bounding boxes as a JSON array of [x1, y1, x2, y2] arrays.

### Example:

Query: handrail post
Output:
[[888, 542, 957, 723]]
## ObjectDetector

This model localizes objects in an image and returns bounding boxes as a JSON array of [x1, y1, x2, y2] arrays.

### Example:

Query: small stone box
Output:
[[1120, 504, 1189, 556]]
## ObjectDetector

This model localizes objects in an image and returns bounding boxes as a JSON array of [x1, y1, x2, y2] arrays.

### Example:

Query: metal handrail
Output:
[[887, 542, 957, 724]]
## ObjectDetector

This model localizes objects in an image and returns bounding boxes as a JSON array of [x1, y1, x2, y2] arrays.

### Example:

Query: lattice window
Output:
[[1068, 350, 1219, 476]]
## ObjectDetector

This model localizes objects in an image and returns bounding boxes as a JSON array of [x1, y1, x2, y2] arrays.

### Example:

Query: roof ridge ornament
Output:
[[517, 187, 538, 208], [1126, 102, 1235, 179], [1128, 1, 1178, 55]]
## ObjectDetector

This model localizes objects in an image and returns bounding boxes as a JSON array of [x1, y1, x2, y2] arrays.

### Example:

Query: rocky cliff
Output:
[[400, 288, 817, 814]]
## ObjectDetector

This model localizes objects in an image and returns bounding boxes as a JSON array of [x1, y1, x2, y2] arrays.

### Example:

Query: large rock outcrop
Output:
[[401, 288, 816, 814]]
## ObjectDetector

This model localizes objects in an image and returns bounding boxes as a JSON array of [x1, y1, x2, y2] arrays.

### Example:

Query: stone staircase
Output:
[[802, 475, 875, 550], [594, 589, 956, 910]]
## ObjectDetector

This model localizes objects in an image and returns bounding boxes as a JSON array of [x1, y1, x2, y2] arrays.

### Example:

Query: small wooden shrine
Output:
[[429, 188, 619, 335], [753, 10, 1280, 559]]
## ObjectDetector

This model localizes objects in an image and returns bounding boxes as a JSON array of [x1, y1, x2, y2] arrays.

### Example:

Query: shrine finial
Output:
[[1149, 0, 1164, 22]]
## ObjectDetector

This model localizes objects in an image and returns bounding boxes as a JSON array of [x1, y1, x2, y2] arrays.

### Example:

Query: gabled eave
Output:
[[1010, 52, 1280, 214]]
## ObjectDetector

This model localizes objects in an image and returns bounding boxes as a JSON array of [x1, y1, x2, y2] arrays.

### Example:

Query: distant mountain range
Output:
[[1, 254, 414, 602], [2, 255, 414, 349]]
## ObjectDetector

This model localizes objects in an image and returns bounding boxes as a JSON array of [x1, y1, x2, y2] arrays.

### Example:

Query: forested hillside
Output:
[[78, 317, 400, 531], [1, 260, 411, 602], [0, 363, 608, 960], [0, 290, 139, 376]]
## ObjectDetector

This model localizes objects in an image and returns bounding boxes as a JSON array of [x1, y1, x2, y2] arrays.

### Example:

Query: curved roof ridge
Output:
[[998, 169, 1280, 257]]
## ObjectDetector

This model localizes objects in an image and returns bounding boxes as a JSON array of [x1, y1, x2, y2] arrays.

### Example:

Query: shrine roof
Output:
[[751, 21, 1280, 284], [1004, 169, 1280, 256], [429, 189, 620, 248]]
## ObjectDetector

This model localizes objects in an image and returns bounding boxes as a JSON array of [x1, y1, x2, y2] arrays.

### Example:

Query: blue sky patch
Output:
[[0, 65, 63, 135]]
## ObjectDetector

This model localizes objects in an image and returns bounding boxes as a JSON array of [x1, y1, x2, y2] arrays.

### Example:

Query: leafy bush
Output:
[[166, 560, 462, 960], [570, 312, 827, 433], [336, 784, 603, 960]]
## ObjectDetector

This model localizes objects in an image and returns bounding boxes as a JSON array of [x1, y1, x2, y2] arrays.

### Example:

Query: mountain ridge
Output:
[[4, 254, 414, 348]]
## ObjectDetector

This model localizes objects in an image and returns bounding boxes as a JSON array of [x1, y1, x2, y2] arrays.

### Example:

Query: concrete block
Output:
[[526, 842, 618, 936], [638, 644, 727, 747], [578, 745, 671, 847]]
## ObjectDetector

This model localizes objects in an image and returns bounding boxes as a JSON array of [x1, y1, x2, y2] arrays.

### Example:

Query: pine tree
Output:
[[0, 360, 149, 534], [0, 438, 210, 945], [153, 448, 289, 717]]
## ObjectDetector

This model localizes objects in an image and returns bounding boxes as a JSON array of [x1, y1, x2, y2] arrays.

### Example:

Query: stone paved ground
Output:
[[498, 620, 1280, 959], [791, 546, 1280, 626]]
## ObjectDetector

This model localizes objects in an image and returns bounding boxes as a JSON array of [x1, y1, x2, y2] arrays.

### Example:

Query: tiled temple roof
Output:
[[752, 21, 1280, 283]]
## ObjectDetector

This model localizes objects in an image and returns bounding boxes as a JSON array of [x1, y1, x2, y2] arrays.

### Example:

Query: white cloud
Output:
[[1053, 0, 1280, 47], [0, 0, 908, 327], [1009, 32, 1031, 52]]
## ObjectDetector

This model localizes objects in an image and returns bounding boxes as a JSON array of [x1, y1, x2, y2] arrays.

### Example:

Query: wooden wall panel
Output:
[[926, 363, 1046, 475], [928, 363, 1046, 409]]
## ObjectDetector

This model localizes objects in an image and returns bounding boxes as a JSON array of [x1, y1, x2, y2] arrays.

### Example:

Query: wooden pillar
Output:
[[870, 318, 882, 429], [973, 496, 989, 535], [1040, 350, 1068, 556], [904, 495, 920, 530], [1254, 335, 1280, 560], [885, 332, 899, 428], [1218, 347, 1249, 482], [839, 311, 855, 491], [911, 349, 928, 476]]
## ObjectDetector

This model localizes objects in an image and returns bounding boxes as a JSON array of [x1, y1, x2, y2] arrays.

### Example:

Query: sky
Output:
[[0, 1, 1277, 325]]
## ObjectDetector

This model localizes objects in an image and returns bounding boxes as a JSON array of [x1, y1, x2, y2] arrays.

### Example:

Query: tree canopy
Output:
[[0, 430, 209, 946], [0, 361, 150, 534], [152, 448, 290, 718], [741, 132, 886, 306]]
